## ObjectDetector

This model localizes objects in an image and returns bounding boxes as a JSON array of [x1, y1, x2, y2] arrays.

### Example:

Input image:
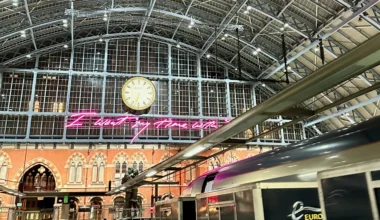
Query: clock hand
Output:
[[134, 93, 140, 103]]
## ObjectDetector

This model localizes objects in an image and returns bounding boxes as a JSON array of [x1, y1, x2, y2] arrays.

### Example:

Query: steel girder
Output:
[[199, 0, 248, 57], [0, 0, 349, 75], [139, 0, 157, 41], [258, 0, 380, 79]]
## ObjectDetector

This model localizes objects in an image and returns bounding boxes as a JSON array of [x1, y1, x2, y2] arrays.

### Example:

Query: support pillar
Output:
[[53, 204, 62, 220], [197, 55, 203, 137], [7, 206, 16, 220]]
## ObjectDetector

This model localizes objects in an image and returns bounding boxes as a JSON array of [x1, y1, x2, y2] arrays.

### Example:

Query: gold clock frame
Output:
[[121, 77, 157, 111]]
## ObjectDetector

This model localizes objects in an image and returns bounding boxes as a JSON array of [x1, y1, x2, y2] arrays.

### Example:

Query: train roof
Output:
[[182, 115, 380, 195]]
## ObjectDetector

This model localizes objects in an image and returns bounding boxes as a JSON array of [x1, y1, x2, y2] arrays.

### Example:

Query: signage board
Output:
[[78, 207, 91, 213], [16, 203, 22, 207], [63, 196, 69, 204], [37, 197, 44, 201], [261, 188, 322, 220]]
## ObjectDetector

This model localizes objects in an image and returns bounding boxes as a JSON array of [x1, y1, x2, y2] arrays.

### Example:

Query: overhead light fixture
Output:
[[184, 146, 206, 158], [284, 23, 289, 28], [20, 30, 26, 38], [261, 83, 266, 87], [99, 38, 103, 42], [222, 37, 225, 40], [103, 17, 108, 21], [146, 171, 157, 177], [287, 66, 292, 71], [63, 23, 68, 28], [188, 25, 193, 29], [224, 34, 228, 37], [253, 48, 260, 56], [63, 19, 68, 24], [280, 27, 284, 31], [26, 54, 31, 58], [176, 43, 181, 48], [247, 6, 252, 10], [314, 47, 319, 52], [206, 54, 211, 58], [190, 20, 195, 26], [63, 44, 68, 48], [244, 10, 248, 14]]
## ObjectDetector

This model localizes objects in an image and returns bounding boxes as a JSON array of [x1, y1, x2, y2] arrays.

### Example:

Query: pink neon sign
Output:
[[65, 112, 231, 143]]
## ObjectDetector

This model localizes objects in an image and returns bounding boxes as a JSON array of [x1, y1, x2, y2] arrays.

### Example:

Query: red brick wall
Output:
[[0, 148, 261, 206]]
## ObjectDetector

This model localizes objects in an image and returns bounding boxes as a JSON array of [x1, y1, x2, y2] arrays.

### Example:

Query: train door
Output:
[[208, 203, 236, 220]]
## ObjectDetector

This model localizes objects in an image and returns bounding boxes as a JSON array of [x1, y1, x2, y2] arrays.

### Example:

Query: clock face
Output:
[[121, 77, 156, 110]]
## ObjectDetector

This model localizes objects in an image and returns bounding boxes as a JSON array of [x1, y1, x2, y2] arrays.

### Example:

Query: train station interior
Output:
[[0, 0, 380, 220]]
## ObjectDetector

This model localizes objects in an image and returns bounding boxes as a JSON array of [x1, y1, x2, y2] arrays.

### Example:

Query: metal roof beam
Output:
[[258, 0, 379, 79], [70, 0, 75, 49], [23, 0, 37, 50], [304, 95, 380, 127], [0, 32, 260, 81], [249, 0, 307, 38], [171, 0, 195, 39], [229, 0, 296, 63], [106, 0, 115, 34], [199, 0, 248, 57], [139, 0, 157, 41], [0, 7, 202, 43], [227, 35, 278, 62], [334, 0, 380, 30], [0, 20, 63, 42]]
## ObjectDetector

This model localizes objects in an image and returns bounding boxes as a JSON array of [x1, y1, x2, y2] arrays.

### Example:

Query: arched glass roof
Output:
[[0, 0, 380, 135]]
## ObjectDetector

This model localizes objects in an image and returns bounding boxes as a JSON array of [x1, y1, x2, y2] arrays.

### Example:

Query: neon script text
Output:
[[65, 112, 228, 143]]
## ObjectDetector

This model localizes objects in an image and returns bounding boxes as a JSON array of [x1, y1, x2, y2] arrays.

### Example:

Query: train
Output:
[[155, 115, 380, 220]]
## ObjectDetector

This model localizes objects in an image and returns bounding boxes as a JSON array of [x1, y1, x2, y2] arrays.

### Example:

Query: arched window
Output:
[[138, 161, 143, 172], [113, 196, 124, 208], [69, 156, 83, 183], [160, 154, 174, 182], [185, 166, 196, 183], [131, 153, 145, 173], [92, 156, 105, 183], [208, 157, 221, 171], [0, 154, 8, 183], [0, 163, 7, 182], [114, 154, 128, 186]]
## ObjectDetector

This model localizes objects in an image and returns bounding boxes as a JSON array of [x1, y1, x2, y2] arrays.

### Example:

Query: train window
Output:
[[204, 180, 213, 193], [201, 173, 216, 193], [371, 170, 380, 181]]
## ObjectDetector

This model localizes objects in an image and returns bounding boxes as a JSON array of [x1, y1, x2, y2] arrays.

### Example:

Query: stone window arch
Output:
[[113, 153, 129, 186], [208, 156, 221, 171], [0, 152, 11, 184], [67, 154, 84, 183], [90, 153, 107, 184], [185, 165, 196, 183], [131, 152, 147, 173], [160, 153, 174, 182]]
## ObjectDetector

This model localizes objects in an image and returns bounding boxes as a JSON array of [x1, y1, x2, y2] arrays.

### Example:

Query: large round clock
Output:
[[121, 77, 156, 111]]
